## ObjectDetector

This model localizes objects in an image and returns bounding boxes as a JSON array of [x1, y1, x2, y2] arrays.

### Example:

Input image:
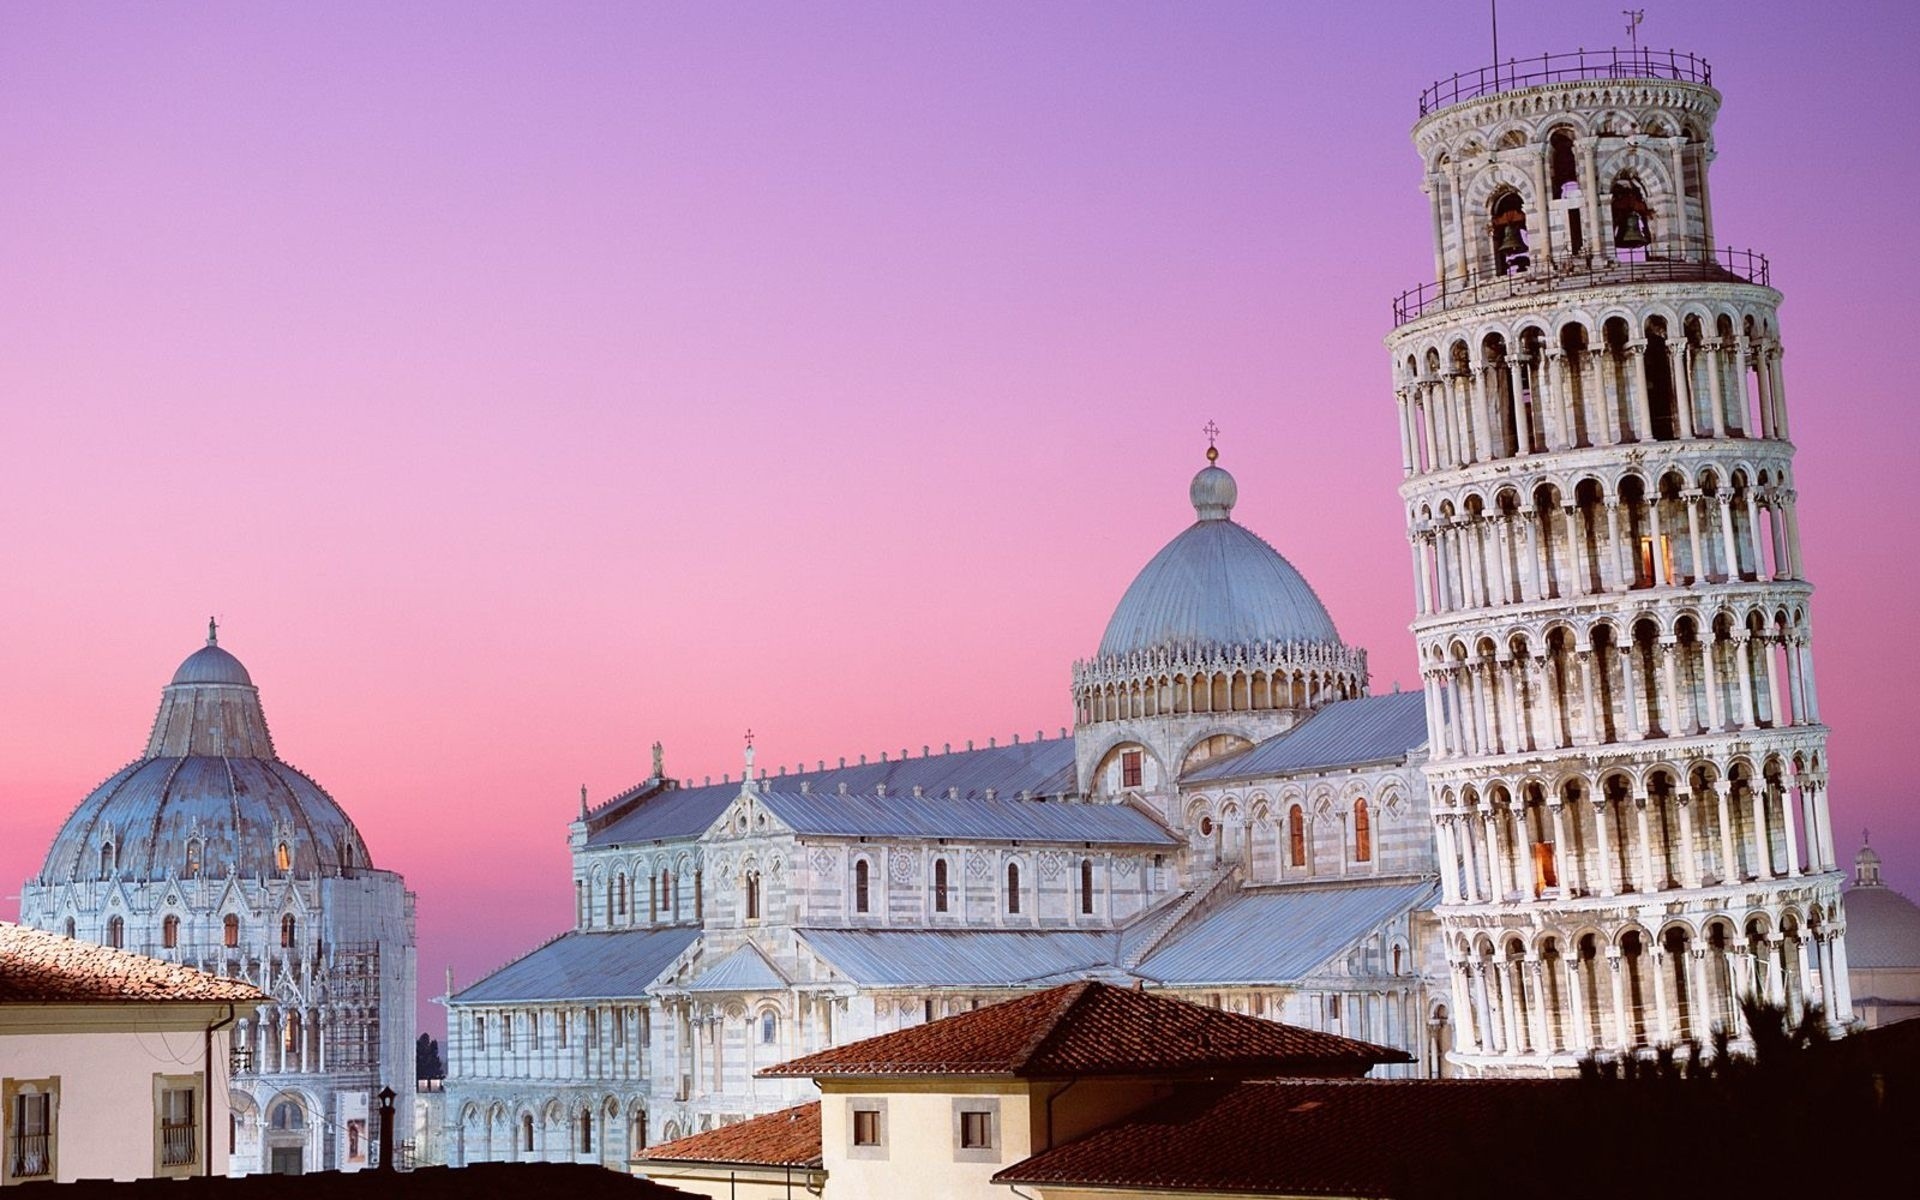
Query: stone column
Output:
[[1494, 515, 1516, 603], [1669, 342, 1695, 438], [1397, 390, 1416, 475], [1633, 791, 1655, 894], [1628, 340, 1655, 441], [1703, 340, 1727, 437], [1769, 492, 1791, 579], [1549, 802, 1573, 894], [1498, 961, 1523, 1054], [1508, 357, 1532, 455], [1650, 947, 1675, 1044], [1714, 781, 1738, 883], [1524, 959, 1550, 1054], [1677, 794, 1700, 889], [1619, 642, 1646, 740], [1450, 960, 1478, 1053], [1520, 511, 1543, 600], [1762, 634, 1784, 727], [1608, 953, 1631, 1049], [1701, 633, 1725, 732], [1605, 498, 1628, 592], [1593, 800, 1617, 897], [1716, 494, 1740, 582], [1466, 368, 1490, 462], [1535, 654, 1561, 750], [1684, 491, 1705, 583], [1769, 346, 1790, 440], [1748, 783, 1773, 881], [1482, 807, 1506, 899], [1731, 633, 1757, 728], [1658, 639, 1681, 737], [1579, 648, 1599, 745]]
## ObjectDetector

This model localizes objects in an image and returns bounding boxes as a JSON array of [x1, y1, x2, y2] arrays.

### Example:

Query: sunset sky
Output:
[[4, 1, 1916, 1038]]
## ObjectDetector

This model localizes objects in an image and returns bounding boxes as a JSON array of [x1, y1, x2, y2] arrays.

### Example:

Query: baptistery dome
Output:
[[1097, 460, 1344, 660], [36, 627, 369, 885]]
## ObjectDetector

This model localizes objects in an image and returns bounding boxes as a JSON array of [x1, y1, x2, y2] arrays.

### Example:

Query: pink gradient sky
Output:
[[4, 2, 1917, 1038]]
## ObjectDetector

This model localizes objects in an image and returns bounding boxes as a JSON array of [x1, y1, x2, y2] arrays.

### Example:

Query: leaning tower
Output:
[[1385, 49, 1850, 1074]]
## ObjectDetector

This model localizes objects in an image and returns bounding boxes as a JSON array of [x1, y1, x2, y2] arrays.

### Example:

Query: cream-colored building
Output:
[[1, 921, 261, 1184], [640, 980, 1401, 1200]]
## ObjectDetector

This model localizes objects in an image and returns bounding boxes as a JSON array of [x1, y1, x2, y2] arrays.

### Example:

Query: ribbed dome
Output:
[[37, 633, 369, 883], [171, 643, 253, 686], [1097, 463, 1344, 660]]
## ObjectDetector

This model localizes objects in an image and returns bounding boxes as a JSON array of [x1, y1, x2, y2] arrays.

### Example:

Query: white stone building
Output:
[[443, 45, 1860, 1167], [16, 628, 418, 1176], [1386, 49, 1849, 1070]]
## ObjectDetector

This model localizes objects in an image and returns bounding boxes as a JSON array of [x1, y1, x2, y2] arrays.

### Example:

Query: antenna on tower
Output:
[[1624, 9, 1645, 56]]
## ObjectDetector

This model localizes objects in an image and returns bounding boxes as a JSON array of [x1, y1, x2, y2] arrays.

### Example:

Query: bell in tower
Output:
[[1611, 180, 1653, 249]]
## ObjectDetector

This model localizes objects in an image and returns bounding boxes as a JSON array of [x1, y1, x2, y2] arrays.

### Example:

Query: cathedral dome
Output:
[[36, 631, 370, 884], [1097, 461, 1344, 660]]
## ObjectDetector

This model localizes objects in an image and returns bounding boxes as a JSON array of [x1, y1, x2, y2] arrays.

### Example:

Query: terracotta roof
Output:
[[640, 1102, 822, 1168], [0, 921, 263, 1004], [995, 1078, 1570, 1196], [760, 981, 1407, 1079]]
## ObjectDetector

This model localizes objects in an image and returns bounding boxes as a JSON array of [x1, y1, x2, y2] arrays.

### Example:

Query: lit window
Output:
[[960, 1110, 992, 1149], [854, 860, 870, 914], [1289, 807, 1307, 868], [1354, 798, 1372, 863], [163, 915, 180, 949], [223, 914, 239, 948], [106, 916, 124, 948], [1121, 750, 1143, 789], [280, 915, 296, 948], [275, 843, 291, 873]]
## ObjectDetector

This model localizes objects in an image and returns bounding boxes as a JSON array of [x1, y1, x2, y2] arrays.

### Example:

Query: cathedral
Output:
[[432, 47, 1850, 1168], [17, 626, 418, 1175]]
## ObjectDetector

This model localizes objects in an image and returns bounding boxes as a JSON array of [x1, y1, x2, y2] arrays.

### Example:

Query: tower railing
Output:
[[1418, 48, 1712, 116], [1392, 243, 1771, 326]]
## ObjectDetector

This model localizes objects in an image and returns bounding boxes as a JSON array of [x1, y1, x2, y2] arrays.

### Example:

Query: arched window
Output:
[[285, 1011, 301, 1054], [185, 839, 202, 879], [63, 917, 75, 938], [1610, 178, 1653, 250], [662, 869, 673, 916], [280, 914, 296, 948], [275, 842, 291, 873], [631, 1112, 647, 1152], [223, 914, 240, 947], [615, 873, 626, 917], [1491, 191, 1530, 275], [106, 915, 124, 948], [1288, 807, 1307, 868], [1006, 863, 1022, 914], [854, 860, 870, 914], [694, 869, 703, 920], [1354, 799, 1372, 863], [578, 1111, 593, 1154], [270, 1101, 304, 1131], [521, 1114, 534, 1153], [1079, 858, 1095, 915], [744, 871, 760, 921], [933, 859, 949, 913], [163, 915, 180, 949], [99, 842, 115, 880], [760, 1010, 777, 1044]]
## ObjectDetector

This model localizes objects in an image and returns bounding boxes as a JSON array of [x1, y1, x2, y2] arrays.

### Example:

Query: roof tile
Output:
[[761, 980, 1407, 1078], [0, 921, 263, 1004], [640, 1102, 821, 1168]]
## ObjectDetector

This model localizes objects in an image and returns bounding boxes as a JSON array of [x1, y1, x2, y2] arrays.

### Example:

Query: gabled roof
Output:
[[452, 927, 699, 1005], [682, 942, 788, 994], [587, 738, 1079, 848], [1184, 692, 1428, 782], [640, 1102, 821, 1169], [994, 1078, 1568, 1197], [0, 921, 263, 1004], [760, 980, 1406, 1079], [756, 790, 1177, 846], [1134, 880, 1438, 985]]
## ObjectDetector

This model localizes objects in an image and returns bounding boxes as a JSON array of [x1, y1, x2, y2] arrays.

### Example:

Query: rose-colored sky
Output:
[[4, 2, 1916, 1039]]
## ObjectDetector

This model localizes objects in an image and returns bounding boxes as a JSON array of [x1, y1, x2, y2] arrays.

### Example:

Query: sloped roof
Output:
[[588, 738, 1079, 847], [35, 1162, 691, 1200], [1185, 692, 1429, 782], [682, 942, 788, 993], [760, 980, 1406, 1079], [640, 1102, 821, 1168], [453, 927, 699, 1004], [995, 1078, 1569, 1196], [800, 928, 1126, 987], [0, 921, 262, 1004], [756, 790, 1177, 845], [1134, 880, 1439, 985], [1844, 882, 1920, 969]]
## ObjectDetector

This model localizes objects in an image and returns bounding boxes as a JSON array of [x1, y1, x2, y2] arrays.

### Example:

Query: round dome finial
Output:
[[1190, 462, 1237, 522]]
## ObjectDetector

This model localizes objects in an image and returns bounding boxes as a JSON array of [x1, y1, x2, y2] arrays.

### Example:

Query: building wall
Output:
[[819, 1080, 1035, 1200], [0, 1003, 236, 1183]]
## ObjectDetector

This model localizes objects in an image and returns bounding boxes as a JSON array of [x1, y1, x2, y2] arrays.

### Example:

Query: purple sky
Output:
[[4, 1, 1916, 1038]]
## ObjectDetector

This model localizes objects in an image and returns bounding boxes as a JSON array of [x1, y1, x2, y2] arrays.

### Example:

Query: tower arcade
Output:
[[1385, 50, 1849, 1073]]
